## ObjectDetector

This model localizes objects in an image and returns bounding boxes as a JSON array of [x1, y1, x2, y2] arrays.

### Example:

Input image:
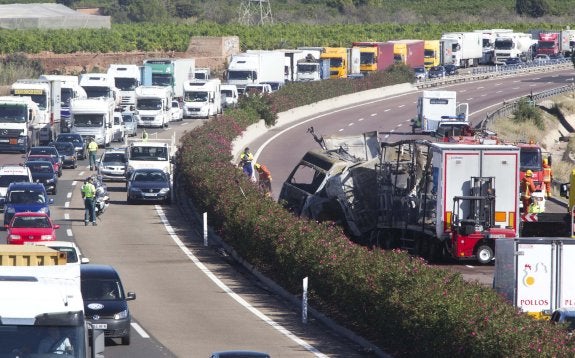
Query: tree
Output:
[[516, 0, 550, 18]]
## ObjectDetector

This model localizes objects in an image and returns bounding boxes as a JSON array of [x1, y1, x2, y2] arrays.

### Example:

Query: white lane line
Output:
[[398, 104, 405, 108], [348, 123, 354, 127], [66, 229, 73, 237], [530, 84, 537, 87], [338, 128, 344, 132], [358, 117, 364, 121], [396, 124, 402, 128], [384, 109, 391, 112], [390, 129, 395, 132], [466, 265, 474, 268], [64, 213, 70, 220], [477, 86, 484, 89], [65, 202, 70, 208], [370, 113, 377, 117], [131, 322, 150, 338], [66, 192, 72, 199], [180, 122, 188, 126], [154, 206, 327, 357]]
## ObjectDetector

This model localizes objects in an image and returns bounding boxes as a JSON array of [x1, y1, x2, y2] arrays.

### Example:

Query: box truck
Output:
[[182, 79, 222, 119], [226, 51, 285, 93], [70, 97, 116, 147], [143, 58, 195, 98], [107, 64, 141, 110], [387, 39, 425, 68], [134, 86, 172, 128], [39, 74, 87, 133], [352, 42, 394, 74], [440, 32, 483, 68]]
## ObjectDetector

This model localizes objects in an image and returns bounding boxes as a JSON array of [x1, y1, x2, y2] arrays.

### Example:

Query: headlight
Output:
[[8, 235, 21, 241], [159, 188, 169, 194], [114, 310, 129, 320], [46, 178, 55, 183]]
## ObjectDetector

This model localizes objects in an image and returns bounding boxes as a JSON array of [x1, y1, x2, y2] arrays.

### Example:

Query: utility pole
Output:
[[238, 0, 273, 26]]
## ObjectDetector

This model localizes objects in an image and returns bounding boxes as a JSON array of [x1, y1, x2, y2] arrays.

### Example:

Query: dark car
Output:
[[1, 182, 52, 227], [27, 154, 62, 178], [28, 146, 62, 175], [56, 133, 87, 160], [444, 64, 459, 76], [25, 160, 58, 195], [80, 264, 136, 345], [126, 168, 171, 204], [51, 141, 77, 169], [504, 57, 523, 67], [428, 65, 446, 79]]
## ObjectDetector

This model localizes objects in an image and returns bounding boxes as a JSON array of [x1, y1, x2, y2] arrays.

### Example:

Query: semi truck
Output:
[[319, 47, 361, 79], [134, 85, 173, 128], [536, 30, 575, 57], [474, 29, 514, 65], [107, 64, 141, 111], [279, 131, 520, 264], [410, 90, 469, 134], [182, 79, 222, 119], [0, 96, 41, 152], [79, 73, 120, 106], [440, 32, 483, 68], [423, 40, 441, 69], [352, 42, 395, 74], [493, 32, 536, 64], [70, 97, 116, 147], [38, 75, 87, 133], [494, 237, 575, 319], [226, 51, 285, 93], [10, 78, 61, 145], [0, 244, 104, 357], [296, 53, 330, 82], [142, 58, 195, 98], [387, 39, 425, 68]]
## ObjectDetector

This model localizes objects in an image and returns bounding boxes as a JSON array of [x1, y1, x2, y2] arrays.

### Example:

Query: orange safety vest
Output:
[[543, 166, 552, 182]]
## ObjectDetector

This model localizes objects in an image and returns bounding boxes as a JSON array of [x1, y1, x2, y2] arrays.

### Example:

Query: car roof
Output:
[[8, 182, 46, 190], [12, 212, 50, 218], [210, 351, 270, 358], [80, 264, 120, 279]]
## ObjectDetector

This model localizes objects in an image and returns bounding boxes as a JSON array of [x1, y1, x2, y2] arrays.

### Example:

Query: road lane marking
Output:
[[155, 206, 328, 357], [370, 113, 377, 117], [384, 109, 390, 112], [65, 202, 70, 208], [66, 229, 72, 237], [67, 192, 72, 199], [64, 213, 70, 220], [358, 117, 364, 121], [338, 128, 344, 132], [348, 123, 354, 126], [131, 322, 150, 338]]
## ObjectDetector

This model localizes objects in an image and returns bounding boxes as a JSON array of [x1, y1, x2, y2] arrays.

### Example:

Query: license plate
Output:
[[9, 138, 17, 144], [144, 193, 157, 197], [92, 323, 107, 329]]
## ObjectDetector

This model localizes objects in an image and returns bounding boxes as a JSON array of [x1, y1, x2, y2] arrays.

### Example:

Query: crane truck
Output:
[[279, 130, 520, 264], [0, 244, 104, 356]]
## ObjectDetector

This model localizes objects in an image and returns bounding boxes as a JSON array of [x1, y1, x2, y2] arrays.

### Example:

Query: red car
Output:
[[6, 212, 59, 245], [27, 154, 62, 177]]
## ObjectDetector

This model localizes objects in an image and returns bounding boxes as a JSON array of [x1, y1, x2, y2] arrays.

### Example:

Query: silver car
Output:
[[97, 149, 127, 182], [122, 111, 138, 137]]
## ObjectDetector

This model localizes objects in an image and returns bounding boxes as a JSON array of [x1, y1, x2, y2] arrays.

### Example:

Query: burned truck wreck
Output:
[[279, 129, 520, 264]]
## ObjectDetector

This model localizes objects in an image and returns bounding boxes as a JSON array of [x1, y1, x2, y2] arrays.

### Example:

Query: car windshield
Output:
[[0, 175, 30, 187], [122, 114, 133, 123], [129, 146, 168, 161], [133, 171, 166, 182], [9, 190, 46, 204], [102, 153, 126, 165], [29, 148, 57, 156], [53, 143, 74, 155], [57, 135, 83, 145], [48, 246, 79, 263], [11, 216, 50, 228], [26, 163, 54, 174], [81, 279, 123, 300]]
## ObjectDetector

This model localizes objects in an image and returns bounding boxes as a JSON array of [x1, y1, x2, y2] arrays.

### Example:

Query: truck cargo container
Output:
[[440, 32, 483, 68], [320, 47, 350, 79], [143, 58, 195, 98], [493, 32, 536, 64], [70, 97, 115, 147], [39, 75, 87, 133], [423, 40, 441, 69], [107, 64, 141, 110], [226, 51, 285, 92], [387, 39, 425, 68], [411, 90, 469, 134], [352, 42, 395, 74], [296, 48, 330, 81]]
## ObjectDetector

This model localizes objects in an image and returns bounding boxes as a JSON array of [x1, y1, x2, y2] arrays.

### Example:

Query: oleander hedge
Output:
[[176, 70, 575, 356]]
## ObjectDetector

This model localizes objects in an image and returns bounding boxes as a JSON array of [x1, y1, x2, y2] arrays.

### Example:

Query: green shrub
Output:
[[512, 98, 544, 130]]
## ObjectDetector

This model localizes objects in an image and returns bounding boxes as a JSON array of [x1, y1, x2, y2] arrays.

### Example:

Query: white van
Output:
[[0, 165, 33, 203], [220, 84, 238, 109], [126, 136, 175, 178]]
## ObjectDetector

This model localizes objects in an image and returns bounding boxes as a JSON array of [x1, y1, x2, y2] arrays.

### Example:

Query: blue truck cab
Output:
[[2, 182, 53, 226]]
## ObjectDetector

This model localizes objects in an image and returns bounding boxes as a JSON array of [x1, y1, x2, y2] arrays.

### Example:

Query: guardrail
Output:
[[415, 59, 573, 90]]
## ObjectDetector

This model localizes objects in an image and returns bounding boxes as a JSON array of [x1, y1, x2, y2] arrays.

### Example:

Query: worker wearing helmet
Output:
[[254, 162, 272, 196], [521, 170, 537, 213], [542, 158, 553, 198]]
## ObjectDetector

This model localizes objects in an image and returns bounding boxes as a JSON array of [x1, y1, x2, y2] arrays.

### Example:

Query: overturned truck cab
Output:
[[280, 130, 521, 264]]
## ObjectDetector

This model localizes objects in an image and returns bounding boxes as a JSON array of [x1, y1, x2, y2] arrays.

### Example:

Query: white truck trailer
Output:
[[39, 74, 87, 133], [440, 32, 483, 68], [474, 29, 514, 64], [107, 64, 141, 111], [11, 78, 61, 145], [134, 85, 172, 128], [494, 237, 575, 319], [70, 97, 116, 147], [493, 32, 536, 64], [0, 96, 41, 152], [79, 73, 120, 106], [182, 79, 222, 119], [411, 90, 469, 134], [0, 245, 104, 357], [226, 51, 285, 93]]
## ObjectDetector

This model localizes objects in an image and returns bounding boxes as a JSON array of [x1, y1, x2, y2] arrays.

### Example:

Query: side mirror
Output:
[[126, 292, 137, 301], [54, 224, 60, 229], [108, 123, 112, 128], [48, 198, 54, 205], [80, 257, 90, 264], [560, 183, 570, 199]]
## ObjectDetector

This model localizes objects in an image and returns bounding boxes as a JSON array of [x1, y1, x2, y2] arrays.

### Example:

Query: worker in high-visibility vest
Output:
[[542, 158, 553, 198]]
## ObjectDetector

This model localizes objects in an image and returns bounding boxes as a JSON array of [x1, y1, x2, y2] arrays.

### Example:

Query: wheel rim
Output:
[[478, 248, 492, 262]]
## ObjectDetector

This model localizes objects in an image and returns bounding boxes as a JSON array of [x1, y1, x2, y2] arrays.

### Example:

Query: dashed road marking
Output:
[[64, 213, 70, 220], [66, 229, 73, 237], [67, 192, 72, 199], [132, 322, 150, 339], [65, 202, 70, 208]]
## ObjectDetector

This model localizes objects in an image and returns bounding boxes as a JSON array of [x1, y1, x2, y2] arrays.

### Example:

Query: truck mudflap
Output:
[[520, 213, 572, 237]]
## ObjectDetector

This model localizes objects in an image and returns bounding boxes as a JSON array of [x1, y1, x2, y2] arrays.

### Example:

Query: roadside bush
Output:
[[513, 97, 544, 129], [177, 75, 575, 356]]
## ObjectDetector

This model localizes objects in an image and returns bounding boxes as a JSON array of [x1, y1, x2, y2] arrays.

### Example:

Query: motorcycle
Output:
[[90, 175, 110, 217]]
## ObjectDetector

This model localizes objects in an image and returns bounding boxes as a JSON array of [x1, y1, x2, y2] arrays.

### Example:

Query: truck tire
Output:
[[476, 244, 494, 265]]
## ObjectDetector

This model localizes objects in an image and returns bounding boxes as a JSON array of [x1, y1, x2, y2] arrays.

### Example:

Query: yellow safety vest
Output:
[[81, 183, 96, 198], [543, 167, 552, 182], [88, 141, 98, 152]]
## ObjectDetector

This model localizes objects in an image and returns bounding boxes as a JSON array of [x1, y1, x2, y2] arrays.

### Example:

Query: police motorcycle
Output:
[[89, 174, 110, 217]]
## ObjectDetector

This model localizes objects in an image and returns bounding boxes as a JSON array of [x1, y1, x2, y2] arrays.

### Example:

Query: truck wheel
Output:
[[476, 245, 494, 265]]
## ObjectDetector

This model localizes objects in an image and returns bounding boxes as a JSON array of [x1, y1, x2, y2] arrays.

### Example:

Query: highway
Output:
[[0, 67, 572, 356]]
